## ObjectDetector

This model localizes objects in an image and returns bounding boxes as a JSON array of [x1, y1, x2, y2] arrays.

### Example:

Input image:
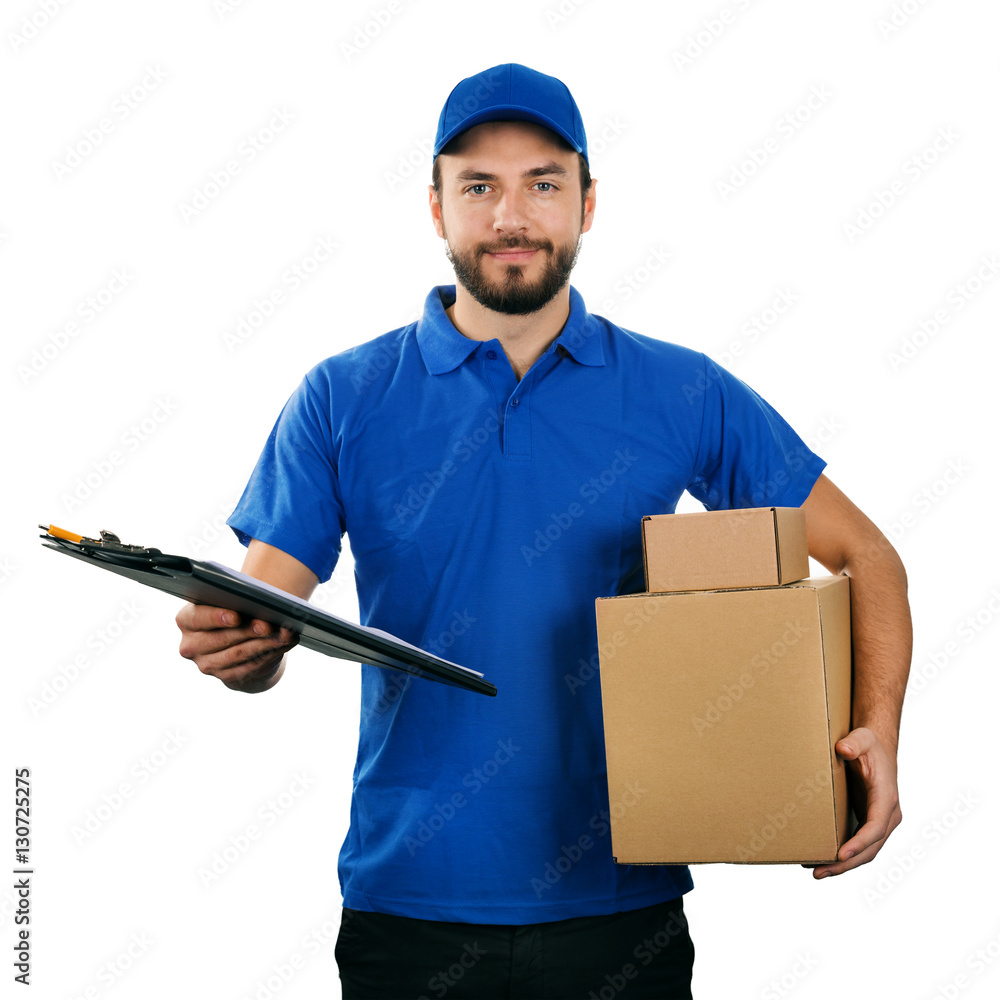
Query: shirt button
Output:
[[511, 397, 520, 408], [486, 350, 497, 360]]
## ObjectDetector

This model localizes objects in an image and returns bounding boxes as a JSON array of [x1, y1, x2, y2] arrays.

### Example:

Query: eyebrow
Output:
[[453, 161, 571, 183]]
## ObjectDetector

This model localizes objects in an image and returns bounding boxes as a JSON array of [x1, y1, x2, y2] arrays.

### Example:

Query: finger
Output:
[[213, 616, 297, 644], [843, 763, 899, 852], [195, 633, 297, 678], [840, 797, 898, 861], [180, 623, 297, 665], [176, 603, 244, 632], [257, 624, 298, 647], [810, 840, 882, 878], [248, 619, 287, 638], [807, 791, 901, 878], [812, 802, 902, 876], [210, 646, 288, 688]]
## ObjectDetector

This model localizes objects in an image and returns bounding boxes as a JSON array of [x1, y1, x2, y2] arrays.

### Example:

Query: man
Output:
[[176, 64, 911, 999]]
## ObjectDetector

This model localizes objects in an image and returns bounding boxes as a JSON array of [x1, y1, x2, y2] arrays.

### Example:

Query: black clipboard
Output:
[[39, 527, 496, 697]]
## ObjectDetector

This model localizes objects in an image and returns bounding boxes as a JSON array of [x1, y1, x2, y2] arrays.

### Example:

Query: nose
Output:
[[492, 188, 529, 236]]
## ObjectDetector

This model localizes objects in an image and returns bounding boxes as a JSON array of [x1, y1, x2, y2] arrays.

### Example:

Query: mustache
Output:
[[476, 238, 553, 256]]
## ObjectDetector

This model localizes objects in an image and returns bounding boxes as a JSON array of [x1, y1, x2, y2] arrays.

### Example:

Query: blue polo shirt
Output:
[[228, 283, 826, 924]]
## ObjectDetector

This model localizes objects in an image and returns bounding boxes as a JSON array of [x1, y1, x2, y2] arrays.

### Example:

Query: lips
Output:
[[488, 249, 538, 262], [482, 241, 550, 262]]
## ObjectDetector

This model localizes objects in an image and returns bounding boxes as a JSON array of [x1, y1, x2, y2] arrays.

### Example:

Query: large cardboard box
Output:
[[642, 507, 809, 593], [595, 576, 852, 864]]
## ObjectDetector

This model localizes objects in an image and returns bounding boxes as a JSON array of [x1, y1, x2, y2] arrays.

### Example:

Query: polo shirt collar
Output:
[[416, 284, 606, 376]]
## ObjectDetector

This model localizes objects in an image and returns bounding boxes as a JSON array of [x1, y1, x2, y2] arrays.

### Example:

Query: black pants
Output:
[[335, 895, 694, 999]]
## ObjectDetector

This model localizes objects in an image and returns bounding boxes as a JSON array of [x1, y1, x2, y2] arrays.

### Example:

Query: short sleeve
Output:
[[226, 372, 347, 583], [687, 355, 826, 510]]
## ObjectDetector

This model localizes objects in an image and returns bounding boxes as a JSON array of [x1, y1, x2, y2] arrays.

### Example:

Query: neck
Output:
[[445, 283, 572, 380]]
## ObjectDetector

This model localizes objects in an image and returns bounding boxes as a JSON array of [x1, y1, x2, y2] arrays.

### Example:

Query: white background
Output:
[[3, 1, 999, 997]]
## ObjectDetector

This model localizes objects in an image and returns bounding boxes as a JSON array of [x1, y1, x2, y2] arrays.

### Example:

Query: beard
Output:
[[444, 232, 582, 316]]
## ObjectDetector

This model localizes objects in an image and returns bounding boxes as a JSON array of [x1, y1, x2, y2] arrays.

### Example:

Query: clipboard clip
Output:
[[38, 524, 162, 557]]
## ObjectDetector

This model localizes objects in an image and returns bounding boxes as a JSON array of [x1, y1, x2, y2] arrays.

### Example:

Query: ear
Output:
[[429, 184, 445, 239], [581, 178, 597, 234]]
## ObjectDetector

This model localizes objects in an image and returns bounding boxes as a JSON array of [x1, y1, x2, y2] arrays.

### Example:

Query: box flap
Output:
[[773, 507, 810, 585], [815, 575, 853, 850]]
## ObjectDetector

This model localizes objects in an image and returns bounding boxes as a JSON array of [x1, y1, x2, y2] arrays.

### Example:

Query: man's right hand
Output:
[[175, 539, 319, 693], [175, 604, 299, 693]]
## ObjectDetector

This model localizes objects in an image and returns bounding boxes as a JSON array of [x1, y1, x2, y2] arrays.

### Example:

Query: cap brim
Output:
[[434, 106, 584, 158]]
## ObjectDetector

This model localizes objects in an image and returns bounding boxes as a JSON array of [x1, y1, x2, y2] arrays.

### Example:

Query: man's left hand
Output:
[[805, 726, 902, 878]]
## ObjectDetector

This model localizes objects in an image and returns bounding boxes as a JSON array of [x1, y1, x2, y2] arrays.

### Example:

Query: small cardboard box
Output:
[[642, 507, 809, 593], [595, 576, 852, 864]]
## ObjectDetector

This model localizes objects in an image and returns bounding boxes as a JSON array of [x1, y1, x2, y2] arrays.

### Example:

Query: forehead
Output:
[[437, 120, 576, 176]]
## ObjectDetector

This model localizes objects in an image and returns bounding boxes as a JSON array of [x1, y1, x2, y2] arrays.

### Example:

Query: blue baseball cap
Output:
[[433, 63, 589, 164]]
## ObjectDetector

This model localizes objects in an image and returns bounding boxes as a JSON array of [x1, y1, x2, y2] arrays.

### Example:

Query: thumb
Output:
[[836, 727, 875, 761]]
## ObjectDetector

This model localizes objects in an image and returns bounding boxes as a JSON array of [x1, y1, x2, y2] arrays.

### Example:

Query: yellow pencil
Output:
[[38, 524, 86, 544]]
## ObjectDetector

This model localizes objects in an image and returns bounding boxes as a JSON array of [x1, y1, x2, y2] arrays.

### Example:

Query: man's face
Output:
[[430, 121, 595, 315]]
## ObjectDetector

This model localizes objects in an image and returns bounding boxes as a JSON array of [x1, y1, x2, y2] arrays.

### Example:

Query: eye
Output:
[[534, 181, 556, 192], [467, 183, 492, 196]]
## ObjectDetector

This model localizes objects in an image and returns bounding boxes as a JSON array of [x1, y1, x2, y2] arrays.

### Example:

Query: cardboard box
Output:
[[595, 576, 852, 864], [642, 507, 809, 593]]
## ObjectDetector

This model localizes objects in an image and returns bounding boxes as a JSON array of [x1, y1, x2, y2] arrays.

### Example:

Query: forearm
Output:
[[216, 539, 317, 693], [844, 541, 912, 755]]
